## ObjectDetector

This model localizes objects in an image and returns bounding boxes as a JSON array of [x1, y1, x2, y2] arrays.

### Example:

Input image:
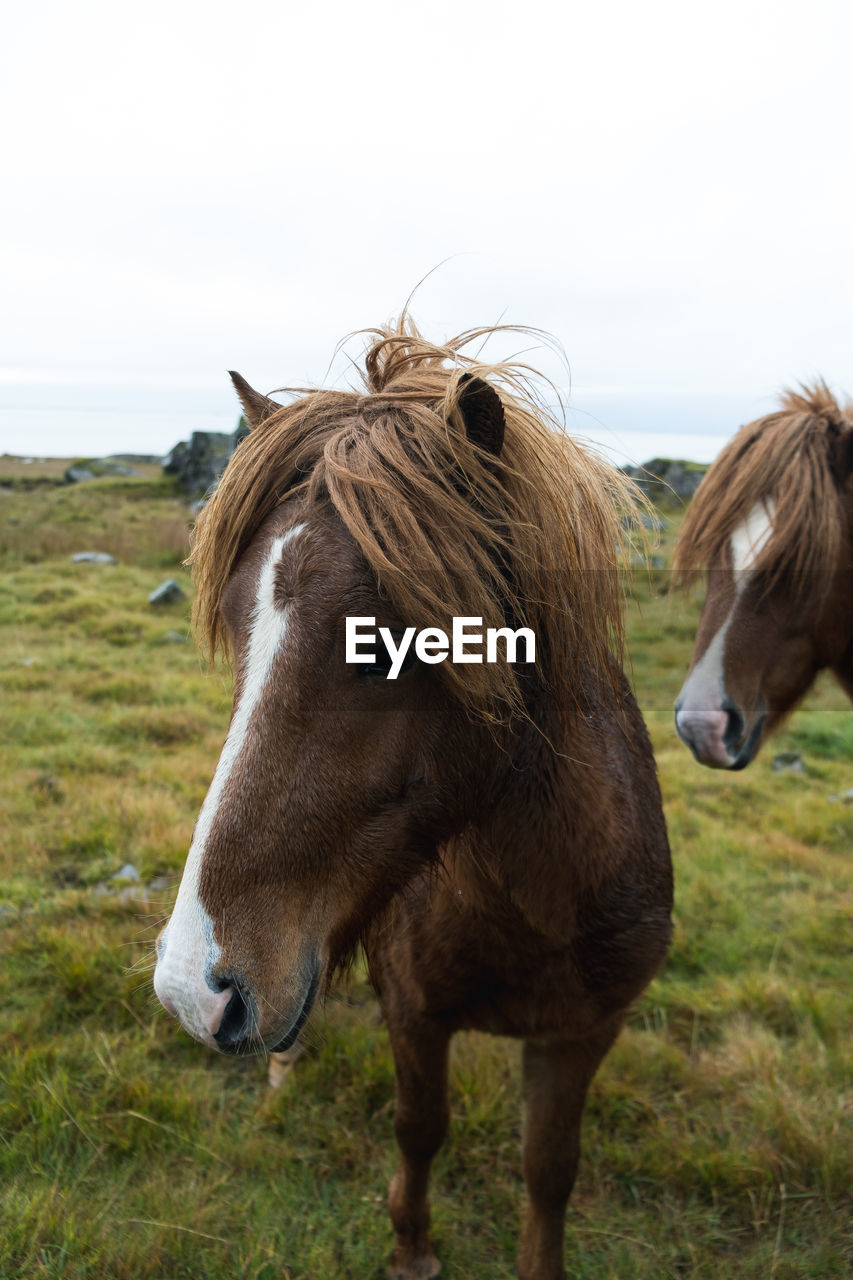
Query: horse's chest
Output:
[[382, 899, 592, 1038]]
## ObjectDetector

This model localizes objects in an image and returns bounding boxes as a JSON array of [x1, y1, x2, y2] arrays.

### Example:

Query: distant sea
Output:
[[0, 381, 239, 462], [0, 380, 762, 468]]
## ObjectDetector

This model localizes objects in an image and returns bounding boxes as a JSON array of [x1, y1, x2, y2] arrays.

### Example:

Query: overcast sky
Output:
[[2, 0, 851, 459]]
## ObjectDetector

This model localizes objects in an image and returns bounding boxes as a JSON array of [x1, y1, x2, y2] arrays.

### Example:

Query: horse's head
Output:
[[153, 500, 474, 1052], [153, 371, 513, 1053], [674, 388, 853, 769], [154, 323, 634, 1053]]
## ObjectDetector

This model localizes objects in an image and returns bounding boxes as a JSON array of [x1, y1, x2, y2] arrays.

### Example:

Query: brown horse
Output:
[[153, 322, 672, 1280], [673, 382, 853, 769]]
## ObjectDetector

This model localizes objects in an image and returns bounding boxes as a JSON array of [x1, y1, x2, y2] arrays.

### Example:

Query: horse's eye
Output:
[[357, 634, 417, 679]]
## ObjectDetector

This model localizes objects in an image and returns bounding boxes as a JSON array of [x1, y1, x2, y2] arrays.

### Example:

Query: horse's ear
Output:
[[228, 372, 282, 430], [455, 372, 506, 458]]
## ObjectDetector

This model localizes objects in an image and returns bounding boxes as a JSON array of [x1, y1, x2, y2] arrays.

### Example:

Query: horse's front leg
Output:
[[518, 1024, 620, 1280], [385, 1011, 451, 1280], [266, 1041, 305, 1088]]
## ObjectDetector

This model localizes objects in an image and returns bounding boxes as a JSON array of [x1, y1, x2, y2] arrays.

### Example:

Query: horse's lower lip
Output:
[[270, 961, 321, 1053]]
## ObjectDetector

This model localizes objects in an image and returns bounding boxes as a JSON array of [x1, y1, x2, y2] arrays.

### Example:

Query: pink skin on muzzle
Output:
[[674, 704, 733, 768], [154, 928, 235, 1044]]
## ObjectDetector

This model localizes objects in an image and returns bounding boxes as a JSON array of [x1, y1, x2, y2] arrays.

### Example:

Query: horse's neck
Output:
[[455, 687, 632, 945], [828, 528, 853, 697], [832, 631, 853, 703]]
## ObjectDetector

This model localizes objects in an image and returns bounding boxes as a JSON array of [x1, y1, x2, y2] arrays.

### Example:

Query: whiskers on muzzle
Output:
[[155, 942, 323, 1057]]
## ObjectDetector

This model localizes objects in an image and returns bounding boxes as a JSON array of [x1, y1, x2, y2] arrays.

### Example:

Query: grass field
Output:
[[1, 469, 850, 1279]]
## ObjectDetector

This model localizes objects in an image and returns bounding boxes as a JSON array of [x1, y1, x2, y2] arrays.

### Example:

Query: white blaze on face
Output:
[[731, 498, 776, 578], [154, 524, 304, 1045], [674, 500, 775, 765]]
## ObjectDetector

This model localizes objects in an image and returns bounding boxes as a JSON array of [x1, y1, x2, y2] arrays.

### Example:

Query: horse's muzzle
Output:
[[212, 959, 321, 1055], [674, 697, 766, 770]]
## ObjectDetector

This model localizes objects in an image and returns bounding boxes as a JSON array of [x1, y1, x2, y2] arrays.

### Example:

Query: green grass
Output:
[[1, 478, 850, 1278]]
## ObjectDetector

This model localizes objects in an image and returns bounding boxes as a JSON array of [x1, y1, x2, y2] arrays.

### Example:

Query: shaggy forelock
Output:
[[672, 380, 853, 605], [188, 320, 646, 720]]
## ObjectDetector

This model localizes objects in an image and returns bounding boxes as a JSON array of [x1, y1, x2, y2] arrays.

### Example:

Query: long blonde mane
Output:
[[672, 381, 852, 597], [189, 320, 645, 719]]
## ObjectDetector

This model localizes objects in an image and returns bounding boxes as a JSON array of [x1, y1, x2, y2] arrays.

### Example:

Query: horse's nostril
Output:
[[214, 985, 251, 1048], [722, 701, 745, 748]]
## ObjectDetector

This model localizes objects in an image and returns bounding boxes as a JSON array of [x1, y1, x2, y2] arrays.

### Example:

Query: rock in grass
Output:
[[65, 459, 140, 483], [31, 774, 63, 802], [72, 551, 117, 565], [639, 512, 667, 532], [828, 788, 853, 804], [772, 751, 805, 774], [116, 885, 145, 903], [160, 629, 188, 644], [164, 432, 232, 496], [111, 864, 141, 882], [149, 579, 186, 606], [622, 458, 708, 503]]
